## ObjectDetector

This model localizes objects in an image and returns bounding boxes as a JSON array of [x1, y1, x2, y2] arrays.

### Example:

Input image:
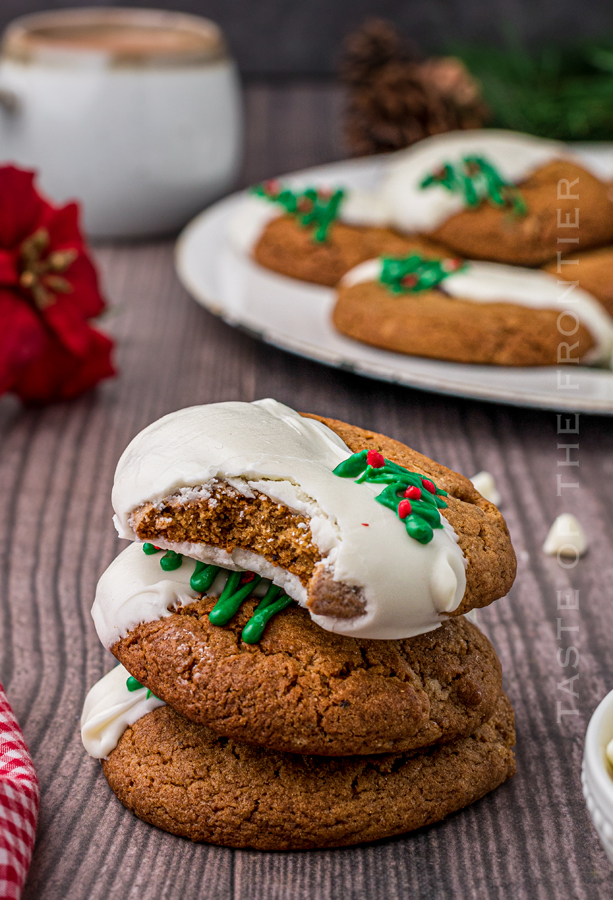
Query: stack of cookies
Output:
[[82, 399, 517, 850]]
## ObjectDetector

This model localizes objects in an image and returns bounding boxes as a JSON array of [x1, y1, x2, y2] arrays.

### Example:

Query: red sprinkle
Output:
[[404, 486, 421, 500], [422, 479, 436, 494], [401, 274, 418, 287], [361, 523, 369, 526], [446, 258, 463, 271], [367, 449, 385, 468], [398, 499, 412, 519], [264, 179, 280, 195], [240, 572, 256, 584]]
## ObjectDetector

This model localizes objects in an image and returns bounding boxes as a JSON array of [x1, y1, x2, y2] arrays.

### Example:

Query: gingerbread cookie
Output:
[[105, 582, 502, 755], [98, 689, 515, 850], [333, 256, 613, 367], [342, 130, 613, 266], [545, 246, 613, 317], [110, 400, 516, 640], [253, 214, 446, 287]]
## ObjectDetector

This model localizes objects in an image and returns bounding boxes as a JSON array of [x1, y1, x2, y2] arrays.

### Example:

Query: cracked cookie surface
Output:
[[102, 692, 515, 849], [112, 607, 502, 757]]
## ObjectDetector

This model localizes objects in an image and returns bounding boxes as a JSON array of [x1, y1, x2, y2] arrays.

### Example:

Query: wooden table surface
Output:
[[2, 80, 613, 899]]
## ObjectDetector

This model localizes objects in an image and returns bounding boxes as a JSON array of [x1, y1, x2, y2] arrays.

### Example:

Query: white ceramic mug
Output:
[[0, 7, 243, 238]]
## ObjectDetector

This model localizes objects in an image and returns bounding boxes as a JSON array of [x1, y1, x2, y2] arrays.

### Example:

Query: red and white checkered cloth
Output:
[[0, 685, 38, 900]]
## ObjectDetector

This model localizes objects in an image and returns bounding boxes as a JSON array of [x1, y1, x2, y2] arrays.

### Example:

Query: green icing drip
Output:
[[160, 550, 183, 571], [333, 451, 448, 545], [420, 155, 528, 218], [252, 180, 344, 242], [209, 573, 263, 626], [140, 541, 293, 640], [242, 586, 294, 644], [379, 254, 466, 295], [142, 543, 161, 555], [190, 562, 220, 593]]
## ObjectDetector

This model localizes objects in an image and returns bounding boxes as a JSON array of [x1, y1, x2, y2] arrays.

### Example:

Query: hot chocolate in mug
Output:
[[0, 8, 243, 237]]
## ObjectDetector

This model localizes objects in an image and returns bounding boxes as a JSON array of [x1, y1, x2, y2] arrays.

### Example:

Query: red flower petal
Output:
[[0, 164, 115, 404], [0, 249, 18, 286], [43, 201, 84, 248], [0, 289, 46, 394], [12, 325, 116, 405], [0, 166, 52, 248]]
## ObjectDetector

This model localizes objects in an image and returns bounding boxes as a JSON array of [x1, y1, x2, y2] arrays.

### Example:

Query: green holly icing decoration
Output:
[[420, 156, 528, 218], [379, 254, 466, 294], [126, 675, 156, 700], [241, 585, 294, 644], [253, 179, 344, 243], [190, 562, 220, 593], [160, 549, 183, 571], [333, 449, 448, 545], [141, 545, 294, 641], [142, 543, 161, 555]]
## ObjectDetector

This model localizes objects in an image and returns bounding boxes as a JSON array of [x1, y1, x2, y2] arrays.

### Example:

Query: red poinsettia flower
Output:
[[0, 165, 115, 404]]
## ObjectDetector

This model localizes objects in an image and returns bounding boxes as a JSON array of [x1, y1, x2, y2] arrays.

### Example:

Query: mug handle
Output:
[[0, 88, 18, 113]]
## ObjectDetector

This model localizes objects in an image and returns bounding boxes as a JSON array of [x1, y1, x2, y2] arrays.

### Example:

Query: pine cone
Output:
[[340, 20, 490, 156], [340, 19, 412, 87]]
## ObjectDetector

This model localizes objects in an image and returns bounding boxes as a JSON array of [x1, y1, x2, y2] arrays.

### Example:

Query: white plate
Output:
[[175, 153, 613, 414]]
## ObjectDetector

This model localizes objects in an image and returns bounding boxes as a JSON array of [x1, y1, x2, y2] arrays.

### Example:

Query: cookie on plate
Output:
[[87, 667, 515, 850], [333, 254, 613, 367], [342, 129, 613, 267], [253, 213, 446, 287], [545, 246, 613, 317]]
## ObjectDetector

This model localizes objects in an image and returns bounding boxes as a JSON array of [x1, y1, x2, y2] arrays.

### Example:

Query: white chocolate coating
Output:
[[470, 472, 501, 506], [341, 130, 568, 233], [111, 399, 466, 639], [92, 542, 282, 650], [81, 663, 165, 759], [542, 514, 587, 557], [341, 258, 613, 366]]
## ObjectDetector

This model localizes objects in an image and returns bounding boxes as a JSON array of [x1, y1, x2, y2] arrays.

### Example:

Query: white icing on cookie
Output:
[[81, 663, 165, 759], [341, 129, 568, 233], [92, 542, 293, 649], [341, 259, 613, 366], [228, 195, 280, 255], [470, 472, 501, 506], [542, 514, 587, 557], [111, 400, 467, 640]]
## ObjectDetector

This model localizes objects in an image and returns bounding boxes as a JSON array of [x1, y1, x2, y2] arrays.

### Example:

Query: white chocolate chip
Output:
[[542, 514, 587, 558], [470, 471, 501, 506]]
